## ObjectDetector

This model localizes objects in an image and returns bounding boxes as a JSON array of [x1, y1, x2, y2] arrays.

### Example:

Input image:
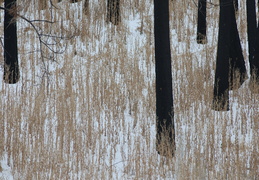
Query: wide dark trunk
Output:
[[212, 0, 247, 111], [154, 0, 175, 157], [107, 0, 120, 25], [197, 0, 207, 44], [4, 0, 19, 84], [247, 0, 259, 93]]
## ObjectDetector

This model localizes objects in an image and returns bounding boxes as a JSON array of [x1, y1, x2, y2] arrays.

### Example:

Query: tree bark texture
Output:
[[4, 0, 20, 84], [212, 0, 247, 111], [246, 0, 259, 93], [83, 0, 89, 15], [234, 0, 238, 12], [107, 0, 120, 25], [154, 0, 175, 157], [197, 0, 207, 44], [71, 0, 80, 3]]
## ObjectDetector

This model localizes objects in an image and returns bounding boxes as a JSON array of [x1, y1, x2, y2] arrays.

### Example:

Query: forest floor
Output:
[[0, 0, 258, 179]]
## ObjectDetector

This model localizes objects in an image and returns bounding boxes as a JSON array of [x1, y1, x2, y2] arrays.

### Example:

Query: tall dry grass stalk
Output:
[[0, 0, 258, 179]]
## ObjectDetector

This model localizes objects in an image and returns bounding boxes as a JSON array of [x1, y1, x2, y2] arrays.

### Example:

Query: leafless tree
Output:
[[1, 0, 75, 83]]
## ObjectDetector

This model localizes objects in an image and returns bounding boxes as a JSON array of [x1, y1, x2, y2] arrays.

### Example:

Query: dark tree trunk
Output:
[[212, 0, 247, 111], [154, 0, 175, 157], [107, 0, 120, 25], [4, 0, 19, 84], [234, 0, 238, 12], [197, 0, 207, 44], [71, 0, 80, 3], [247, 0, 259, 93], [83, 0, 89, 15]]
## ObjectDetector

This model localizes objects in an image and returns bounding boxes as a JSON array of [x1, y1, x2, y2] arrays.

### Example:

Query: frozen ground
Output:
[[0, 1, 258, 179]]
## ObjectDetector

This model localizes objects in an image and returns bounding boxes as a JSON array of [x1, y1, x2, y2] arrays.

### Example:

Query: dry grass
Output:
[[0, 0, 258, 179]]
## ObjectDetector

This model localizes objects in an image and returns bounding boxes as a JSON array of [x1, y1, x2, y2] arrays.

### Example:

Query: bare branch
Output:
[[1, 2, 76, 82]]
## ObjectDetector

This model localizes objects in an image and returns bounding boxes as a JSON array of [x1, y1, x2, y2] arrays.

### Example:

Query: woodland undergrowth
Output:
[[0, 0, 258, 179]]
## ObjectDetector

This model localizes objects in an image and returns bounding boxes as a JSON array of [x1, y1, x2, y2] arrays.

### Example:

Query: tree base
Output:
[[156, 131, 175, 158], [249, 77, 259, 94], [197, 33, 207, 44]]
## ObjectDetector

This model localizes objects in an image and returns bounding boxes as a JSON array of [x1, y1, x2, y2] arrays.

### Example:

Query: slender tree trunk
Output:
[[154, 0, 175, 157], [197, 0, 207, 44], [247, 0, 259, 93], [83, 0, 89, 15], [212, 0, 247, 111], [107, 0, 120, 25], [4, 0, 19, 84]]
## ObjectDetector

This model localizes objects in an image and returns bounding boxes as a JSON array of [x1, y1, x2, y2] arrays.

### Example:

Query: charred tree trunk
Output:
[[197, 0, 207, 44], [154, 0, 175, 157], [212, 0, 247, 111], [234, 0, 238, 12], [83, 0, 89, 15], [107, 0, 120, 25], [247, 0, 259, 93], [4, 0, 19, 84]]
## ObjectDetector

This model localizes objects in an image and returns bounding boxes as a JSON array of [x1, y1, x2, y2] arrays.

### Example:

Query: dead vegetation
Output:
[[0, 0, 258, 179]]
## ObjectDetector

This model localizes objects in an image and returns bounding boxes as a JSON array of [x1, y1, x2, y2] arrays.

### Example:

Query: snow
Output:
[[0, 0, 258, 179], [0, 155, 13, 180]]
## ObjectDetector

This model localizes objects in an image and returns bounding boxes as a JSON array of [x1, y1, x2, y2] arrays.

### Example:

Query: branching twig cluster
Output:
[[1, 0, 76, 82]]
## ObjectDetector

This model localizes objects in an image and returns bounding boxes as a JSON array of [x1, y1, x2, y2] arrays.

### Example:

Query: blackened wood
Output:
[[154, 0, 175, 157], [197, 0, 207, 44], [83, 0, 89, 15], [212, 0, 247, 111], [107, 0, 120, 25], [4, 0, 19, 84], [234, 0, 238, 12], [247, 0, 259, 92], [71, 0, 80, 3]]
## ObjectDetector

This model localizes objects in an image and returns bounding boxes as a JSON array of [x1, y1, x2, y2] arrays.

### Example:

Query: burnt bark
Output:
[[4, 0, 19, 84], [234, 0, 238, 12], [83, 0, 89, 15], [247, 0, 259, 93], [197, 0, 207, 44], [70, 0, 81, 3], [154, 0, 175, 157], [212, 0, 247, 111], [107, 0, 120, 25]]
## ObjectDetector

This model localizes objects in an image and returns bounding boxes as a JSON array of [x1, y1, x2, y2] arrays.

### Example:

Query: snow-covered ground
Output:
[[0, 0, 258, 179]]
